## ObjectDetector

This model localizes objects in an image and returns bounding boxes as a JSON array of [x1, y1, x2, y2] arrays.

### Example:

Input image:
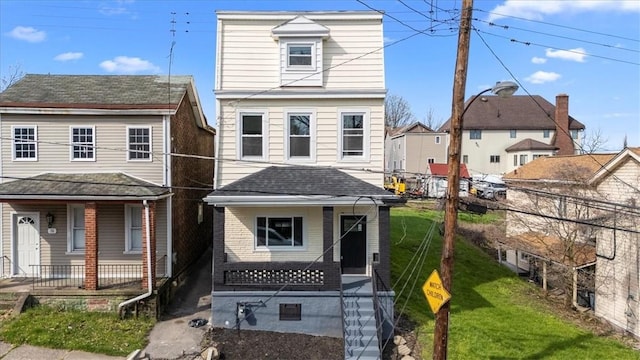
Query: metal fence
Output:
[[31, 264, 143, 289]]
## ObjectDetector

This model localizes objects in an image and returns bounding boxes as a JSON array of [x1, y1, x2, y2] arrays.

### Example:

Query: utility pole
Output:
[[433, 0, 473, 359]]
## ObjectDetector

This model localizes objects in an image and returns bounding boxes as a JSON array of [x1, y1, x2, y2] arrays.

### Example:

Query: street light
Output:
[[434, 79, 519, 360]]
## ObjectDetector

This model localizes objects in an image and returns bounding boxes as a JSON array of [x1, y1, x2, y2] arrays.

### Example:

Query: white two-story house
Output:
[[439, 94, 585, 176], [205, 11, 401, 354], [0, 75, 215, 313]]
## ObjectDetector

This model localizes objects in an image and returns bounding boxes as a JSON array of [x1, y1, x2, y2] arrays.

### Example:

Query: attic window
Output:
[[288, 44, 313, 67]]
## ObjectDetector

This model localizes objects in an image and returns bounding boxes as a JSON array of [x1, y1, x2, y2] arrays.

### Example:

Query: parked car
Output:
[[472, 181, 507, 200]]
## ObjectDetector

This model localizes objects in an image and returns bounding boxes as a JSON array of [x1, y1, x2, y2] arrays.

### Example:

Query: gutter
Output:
[[118, 200, 154, 317]]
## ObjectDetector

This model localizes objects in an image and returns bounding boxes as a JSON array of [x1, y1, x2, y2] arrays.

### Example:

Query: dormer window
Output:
[[272, 16, 329, 87], [288, 44, 313, 68]]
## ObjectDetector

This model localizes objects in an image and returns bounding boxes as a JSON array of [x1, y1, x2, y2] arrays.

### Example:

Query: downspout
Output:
[[118, 200, 154, 317]]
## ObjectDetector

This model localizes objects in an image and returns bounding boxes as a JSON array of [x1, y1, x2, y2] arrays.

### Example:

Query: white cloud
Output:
[[487, 1, 640, 22], [7, 26, 46, 43], [100, 0, 136, 16], [54, 52, 84, 61], [531, 57, 547, 64], [99, 56, 160, 74], [546, 48, 587, 62], [525, 71, 561, 84]]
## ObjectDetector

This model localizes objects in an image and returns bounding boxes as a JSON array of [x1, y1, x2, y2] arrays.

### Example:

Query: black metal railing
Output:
[[30, 264, 143, 289], [371, 267, 384, 356]]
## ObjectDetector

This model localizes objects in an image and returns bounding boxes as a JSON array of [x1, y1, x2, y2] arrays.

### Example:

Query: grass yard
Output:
[[0, 306, 155, 356], [390, 205, 639, 359]]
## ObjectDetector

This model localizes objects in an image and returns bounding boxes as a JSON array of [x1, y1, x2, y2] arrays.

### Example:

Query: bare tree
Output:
[[1, 64, 25, 92], [423, 107, 444, 131], [581, 128, 608, 154], [385, 94, 415, 128]]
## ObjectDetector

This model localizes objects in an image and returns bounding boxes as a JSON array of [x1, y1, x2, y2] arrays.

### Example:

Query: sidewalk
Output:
[[0, 247, 213, 360]]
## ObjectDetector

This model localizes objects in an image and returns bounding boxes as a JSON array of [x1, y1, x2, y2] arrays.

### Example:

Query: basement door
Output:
[[340, 215, 367, 274], [13, 213, 40, 277]]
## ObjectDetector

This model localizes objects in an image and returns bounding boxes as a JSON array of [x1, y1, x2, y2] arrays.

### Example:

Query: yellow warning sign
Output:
[[422, 269, 451, 314]]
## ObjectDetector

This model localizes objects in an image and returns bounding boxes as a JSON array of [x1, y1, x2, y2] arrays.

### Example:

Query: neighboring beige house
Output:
[[503, 148, 640, 337], [384, 122, 447, 177], [588, 148, 640, 338], [206, 11, 402, 358], [439, 94, 585, 176], [0, 75, 215, 310]]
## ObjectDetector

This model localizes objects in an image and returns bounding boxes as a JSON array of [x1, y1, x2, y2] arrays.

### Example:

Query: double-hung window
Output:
[[286, 111, 314, 161], [127, 127, 151, 161], [125, 205, 143, 253], [68, 205, 85, 253], [287, 44, 313, 68], [340, 111, 368, 160], [70, 126, 95, 161], [435, 136, 441, 144], [12, 126, 37, 161], [490, 155, 500, 163], [469, 130, 482, 140], [238, 112, 266, 159], [256, 216, 304, 249]]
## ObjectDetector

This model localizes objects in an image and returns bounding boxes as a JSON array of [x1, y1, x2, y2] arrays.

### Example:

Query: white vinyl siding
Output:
[[67, 204, 85, 254], [70, 126, 95, 161], [217, 99, 383, 187], [12, 125, 38, 161], [127, 126, 152, 161], [216, 17, 384, 91], [125, 205, 143, 253]]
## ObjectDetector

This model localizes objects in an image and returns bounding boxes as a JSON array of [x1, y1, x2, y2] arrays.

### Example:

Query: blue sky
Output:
[[1, 0, 638, 151]]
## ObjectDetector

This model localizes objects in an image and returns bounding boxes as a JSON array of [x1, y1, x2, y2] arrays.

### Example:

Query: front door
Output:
[[340, 215, 367, 274], [14, 213, 40, 276]]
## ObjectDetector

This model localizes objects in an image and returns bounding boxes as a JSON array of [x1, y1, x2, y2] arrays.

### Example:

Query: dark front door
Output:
[[340, 215, 367, 274]]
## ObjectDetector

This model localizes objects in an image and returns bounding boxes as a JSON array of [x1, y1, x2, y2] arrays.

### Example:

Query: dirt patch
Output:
[[199, 328, 344, 360]]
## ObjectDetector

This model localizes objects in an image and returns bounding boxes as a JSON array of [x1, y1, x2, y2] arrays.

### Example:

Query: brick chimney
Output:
[[553, 94, 574, 155]]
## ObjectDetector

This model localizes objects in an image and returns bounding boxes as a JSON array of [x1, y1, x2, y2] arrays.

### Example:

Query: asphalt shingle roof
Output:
[[503, 153, 616, 182], [209, 166, 395, 199], [0, 74, 192, 108], [505, 138, 558, 152], [0, 173, 169, 199], [438, 95, 585, 131]]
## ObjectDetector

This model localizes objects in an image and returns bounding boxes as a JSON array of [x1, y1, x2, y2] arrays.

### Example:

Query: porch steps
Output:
[[0, 292, 29, 319], [343, 287, 380, 360]]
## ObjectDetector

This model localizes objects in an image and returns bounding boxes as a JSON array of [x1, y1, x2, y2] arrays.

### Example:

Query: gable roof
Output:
[[427, 163, 471, 178], [0, 74, 212, 132], [589, 147, 640, 186], [503, 153, 616, 182], [502, 232, 596, 267], [271, 15, 330, 38], [0, 173, 170, 201], [205, 166, 403, 206], [386, 122, 434, 138], [505, 138, 558, 152], [438, 95, 585, 131]]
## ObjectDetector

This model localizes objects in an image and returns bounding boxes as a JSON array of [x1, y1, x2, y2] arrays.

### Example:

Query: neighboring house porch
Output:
[[0, 173, 170, 292]]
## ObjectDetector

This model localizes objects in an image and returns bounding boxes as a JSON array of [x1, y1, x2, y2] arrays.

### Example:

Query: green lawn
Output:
[[0, 306, 154, 356], [390, 206, 639, 359]]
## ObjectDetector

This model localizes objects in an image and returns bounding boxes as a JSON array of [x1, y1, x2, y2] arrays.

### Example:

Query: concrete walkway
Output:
[[0, 342, 125, 360]]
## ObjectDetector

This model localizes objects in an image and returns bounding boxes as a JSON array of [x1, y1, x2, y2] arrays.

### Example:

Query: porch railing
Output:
[[30, 264, 143, 289]]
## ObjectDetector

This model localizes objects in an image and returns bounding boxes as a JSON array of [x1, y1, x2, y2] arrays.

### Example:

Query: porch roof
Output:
[[0, 173, 171, 201], [205, 166, 404, 206]]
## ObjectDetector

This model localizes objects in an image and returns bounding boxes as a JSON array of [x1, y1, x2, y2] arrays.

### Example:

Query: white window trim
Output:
[[285, 42, 316, 72], [435, 136, 441, 144], [338, 108, 370, 162], [254, 215, 307, 252], [126, 126, 153, 162], [124, 204, 143, 254], [236, 110, 268, 161], [69, 125, 96, 161], [284, 109, 316, 163], [66, 204, 85, 255], [11, 125, 38, 161]]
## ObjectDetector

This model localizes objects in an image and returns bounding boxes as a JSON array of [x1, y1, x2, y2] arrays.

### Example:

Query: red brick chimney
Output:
[[553, 94, 574, 155]]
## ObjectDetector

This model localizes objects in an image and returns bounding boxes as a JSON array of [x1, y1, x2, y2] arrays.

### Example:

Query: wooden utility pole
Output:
[[433, 0, 473, 359]]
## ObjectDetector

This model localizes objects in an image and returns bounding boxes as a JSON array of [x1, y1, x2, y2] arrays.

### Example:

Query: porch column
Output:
[[377, 206, 391, 288], [141, 201, 157, 290], [84, 202, 98, 291], [212, 206, 225, 289], [322, 207, 334, 263]]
